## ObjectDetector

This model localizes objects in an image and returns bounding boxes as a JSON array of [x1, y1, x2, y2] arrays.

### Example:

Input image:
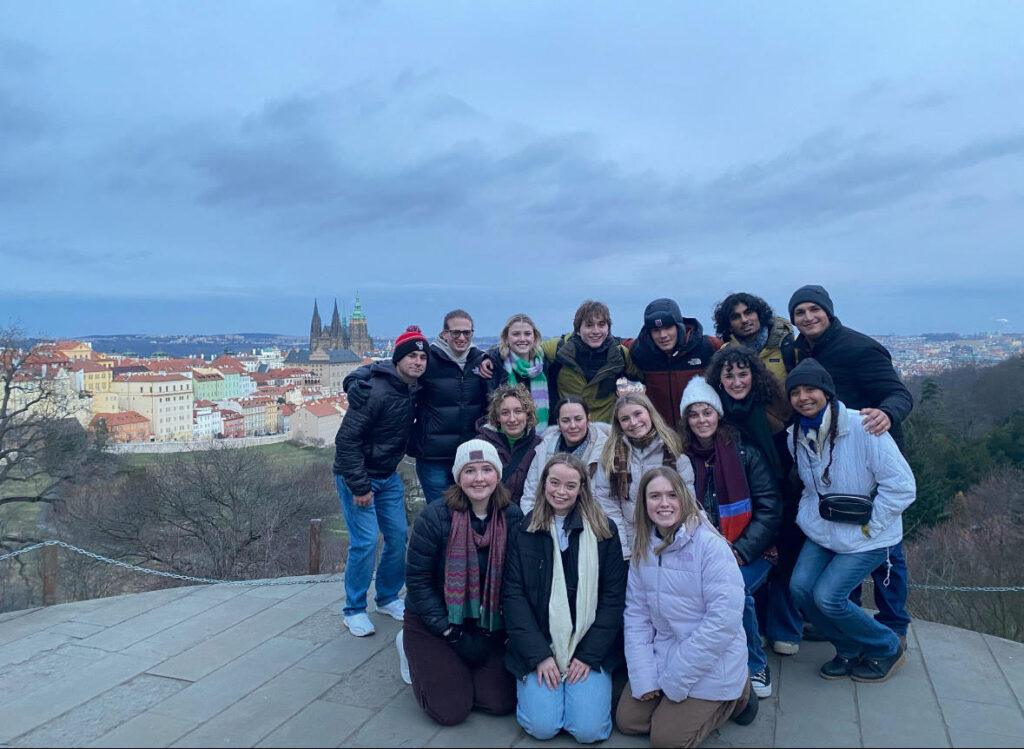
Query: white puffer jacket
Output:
[[520, 422, 611, 514], [592, 436, 697, 559], [788, 403, 916, 554]]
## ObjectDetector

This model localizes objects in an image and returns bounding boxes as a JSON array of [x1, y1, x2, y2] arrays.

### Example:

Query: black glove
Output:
[[446, 626, 490, 669], [346, 380, 372, 409]]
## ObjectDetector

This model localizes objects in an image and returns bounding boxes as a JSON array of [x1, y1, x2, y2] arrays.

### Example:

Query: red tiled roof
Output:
[[71, 361, 107, 373], [91, 411, 149, 426], [303, 402, 342, 419], [113, 373, 189, 383]]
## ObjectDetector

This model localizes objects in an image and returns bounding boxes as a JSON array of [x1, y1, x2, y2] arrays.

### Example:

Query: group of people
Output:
[[331, 285, 917, 747]]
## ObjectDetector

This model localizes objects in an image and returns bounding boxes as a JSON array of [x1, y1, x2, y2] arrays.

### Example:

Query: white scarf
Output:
[[547, 517, 599, 675]]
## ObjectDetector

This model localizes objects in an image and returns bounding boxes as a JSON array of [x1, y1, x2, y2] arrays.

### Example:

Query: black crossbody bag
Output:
[[806, 449, 876, 525]]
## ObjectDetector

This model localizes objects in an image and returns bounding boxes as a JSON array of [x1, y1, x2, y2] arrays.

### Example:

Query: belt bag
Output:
[[817, 492, 875, 525]]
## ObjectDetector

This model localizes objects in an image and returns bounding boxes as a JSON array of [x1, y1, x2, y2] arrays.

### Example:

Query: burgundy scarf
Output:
[[691, 433, 752, 543], [444, 507, 507, 632]]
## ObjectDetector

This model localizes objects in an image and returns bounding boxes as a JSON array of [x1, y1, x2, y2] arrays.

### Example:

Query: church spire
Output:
[[351, 291, 366, 320]]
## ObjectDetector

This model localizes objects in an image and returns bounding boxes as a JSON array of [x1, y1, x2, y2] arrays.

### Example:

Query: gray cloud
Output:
[[0, 238, 150, 267], [0, 37, 46, 74]]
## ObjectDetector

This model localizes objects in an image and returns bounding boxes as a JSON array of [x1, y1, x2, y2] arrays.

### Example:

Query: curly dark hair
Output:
[[712, 292, 774, 341], [705, 346, 782, 406], [487, 382, 539, 431]]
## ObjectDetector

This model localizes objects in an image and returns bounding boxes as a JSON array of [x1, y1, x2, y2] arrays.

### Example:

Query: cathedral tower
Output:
[[348, 293, 373, 354]]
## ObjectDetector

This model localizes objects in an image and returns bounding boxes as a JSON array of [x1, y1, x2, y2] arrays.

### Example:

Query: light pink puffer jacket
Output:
[[624, 522, 748, 703]]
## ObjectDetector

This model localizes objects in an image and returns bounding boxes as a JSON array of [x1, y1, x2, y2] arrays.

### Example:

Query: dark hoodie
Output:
[[628, 298, 722, 428]]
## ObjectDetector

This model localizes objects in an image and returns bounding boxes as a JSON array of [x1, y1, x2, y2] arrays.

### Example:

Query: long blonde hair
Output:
[[527, 453, 612, 540], [498, 313, 544, 361], [631, 466, 702, 566], [600, 393, 683, 476]]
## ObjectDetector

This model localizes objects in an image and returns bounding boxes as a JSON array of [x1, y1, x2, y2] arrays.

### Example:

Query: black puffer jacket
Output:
[[688, 436, 783, 565], [475, 419, 543, 506], [502, 509, 627, 679], [795, 318, 913, 448], [332, 362, 419, 495], [406, 500, 525, 635], [344, 345, 489, 461]]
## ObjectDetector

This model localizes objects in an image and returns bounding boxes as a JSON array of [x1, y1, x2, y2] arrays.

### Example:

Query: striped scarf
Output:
[[444, 508, 507, 632], [504, 354, 549, 425]]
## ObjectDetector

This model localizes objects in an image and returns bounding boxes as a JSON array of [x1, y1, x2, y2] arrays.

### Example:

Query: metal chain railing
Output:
[[3, 539, 1024, 592], [0, 540, 345, 586]]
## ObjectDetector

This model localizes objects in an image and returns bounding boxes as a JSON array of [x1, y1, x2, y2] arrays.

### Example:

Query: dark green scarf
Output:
[[722, 395, 783, 479]]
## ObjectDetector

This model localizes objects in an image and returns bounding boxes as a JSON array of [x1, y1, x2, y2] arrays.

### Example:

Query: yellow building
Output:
[[54, 341, 95, 361], [72, 360, 113, 394], [110, 373, 194, 441]]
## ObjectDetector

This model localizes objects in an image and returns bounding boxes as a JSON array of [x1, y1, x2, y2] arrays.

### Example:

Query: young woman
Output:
[[487, 313, 553, 426], [706, 346, 803, 656], [617, 467, 758, 748], [503, 453, 628, 744], [785, 358, 915, 683], [679, 376, 783, 699], [521, 395, 611, 514], [592, 393, 695, 560], [403, 439, 525, 725], [475, 383, 544, 505]]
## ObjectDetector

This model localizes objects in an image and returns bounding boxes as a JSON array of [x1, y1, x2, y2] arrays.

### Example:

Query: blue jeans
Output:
[[850, 541, 911, 636], [334, 473, 407, 616], [790, 540, 900, 660], [765, 574, 804, 645], [516, 668, 613, 744], [415, 458, 455, 505], [740, 557, 771, 675]]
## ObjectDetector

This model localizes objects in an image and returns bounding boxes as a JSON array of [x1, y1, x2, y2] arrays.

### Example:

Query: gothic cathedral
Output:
[[309, 294, 374, 355]]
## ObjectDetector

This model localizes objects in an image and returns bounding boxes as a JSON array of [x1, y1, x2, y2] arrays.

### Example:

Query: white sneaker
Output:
[[396, 630, 412, 685], [751, 666, 772, 698], [773, 640, 800, 656], [376, 598, 406, 622], [344, 612, 376, 637]]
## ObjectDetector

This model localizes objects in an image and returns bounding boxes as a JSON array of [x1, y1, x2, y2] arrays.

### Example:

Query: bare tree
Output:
[[62, 444, 338, 581], [0, 325, 110, 507]]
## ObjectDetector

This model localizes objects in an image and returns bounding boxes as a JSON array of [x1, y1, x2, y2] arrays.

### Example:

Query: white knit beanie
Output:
[[679, 376, 723, 417], [451, 439, 503, 481]]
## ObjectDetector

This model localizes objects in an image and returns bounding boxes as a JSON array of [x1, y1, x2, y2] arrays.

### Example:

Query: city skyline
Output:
[[3, 2, 1024, 337]]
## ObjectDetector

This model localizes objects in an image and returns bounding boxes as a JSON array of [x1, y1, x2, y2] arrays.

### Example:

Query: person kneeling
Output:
[[402, 439, 524, 726], [617, 467, 758, 748], [504, 454, 628, 744]]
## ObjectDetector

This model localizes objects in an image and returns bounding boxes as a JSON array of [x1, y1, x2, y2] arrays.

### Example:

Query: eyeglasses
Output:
[[445, 329, 474, 339]]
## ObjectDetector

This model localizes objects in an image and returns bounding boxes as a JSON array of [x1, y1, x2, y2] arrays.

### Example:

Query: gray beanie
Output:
[[451, 439, 503, 481], [679, 376, 723, 418], [788, 285, 835, 322]]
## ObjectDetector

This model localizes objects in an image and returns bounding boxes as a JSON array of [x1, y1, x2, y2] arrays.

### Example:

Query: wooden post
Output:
[[42, 545, 58, 606], [308, 518, 322, 576]]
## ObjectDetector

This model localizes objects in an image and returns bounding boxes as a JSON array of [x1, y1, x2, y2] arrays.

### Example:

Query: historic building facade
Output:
[[309, 294, 374, 355]]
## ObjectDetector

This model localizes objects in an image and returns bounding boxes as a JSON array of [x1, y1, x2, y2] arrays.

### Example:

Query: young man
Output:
[[346, 310, 490, 504], [714, 292, 795, 388], [333, 325, 428, 636], [788, 284, 915, 646], [539, 300, 643, 424], [627, 297, 722, 428]]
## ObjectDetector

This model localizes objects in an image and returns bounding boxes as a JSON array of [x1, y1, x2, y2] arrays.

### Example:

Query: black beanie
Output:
[[643, 298, 683, 332], [788, 285, 835, 322], [785, 358, 836, 400]]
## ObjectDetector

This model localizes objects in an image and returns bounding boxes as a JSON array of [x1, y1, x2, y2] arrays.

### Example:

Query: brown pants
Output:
[[403, 613, 516, 726], [615, 679, 750, 748]]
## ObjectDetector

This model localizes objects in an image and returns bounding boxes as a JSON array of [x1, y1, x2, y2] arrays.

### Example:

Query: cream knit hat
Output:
[[451, 439, 503, 481], [679, 376, 723, 417]]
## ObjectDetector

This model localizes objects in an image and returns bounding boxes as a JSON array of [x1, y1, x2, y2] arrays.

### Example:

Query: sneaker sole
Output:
[[850, 651, 906, 683], [819, 670, 850, 680], [376, 607, 405, 622], [752, 684, 772, 699], [773, 642, 800, 656], [346, 625, 376, 637]]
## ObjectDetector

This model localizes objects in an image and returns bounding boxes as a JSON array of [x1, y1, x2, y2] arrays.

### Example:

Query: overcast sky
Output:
[[3, 1, 1023, 340]]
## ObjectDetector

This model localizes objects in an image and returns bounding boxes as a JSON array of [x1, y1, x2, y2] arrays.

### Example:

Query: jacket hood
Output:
[[369, 360, 418, 391], [765, 316, 794, 348]]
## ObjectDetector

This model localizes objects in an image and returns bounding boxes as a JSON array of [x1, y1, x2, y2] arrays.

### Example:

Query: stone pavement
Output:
[[0, 577, 1022, 748]]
